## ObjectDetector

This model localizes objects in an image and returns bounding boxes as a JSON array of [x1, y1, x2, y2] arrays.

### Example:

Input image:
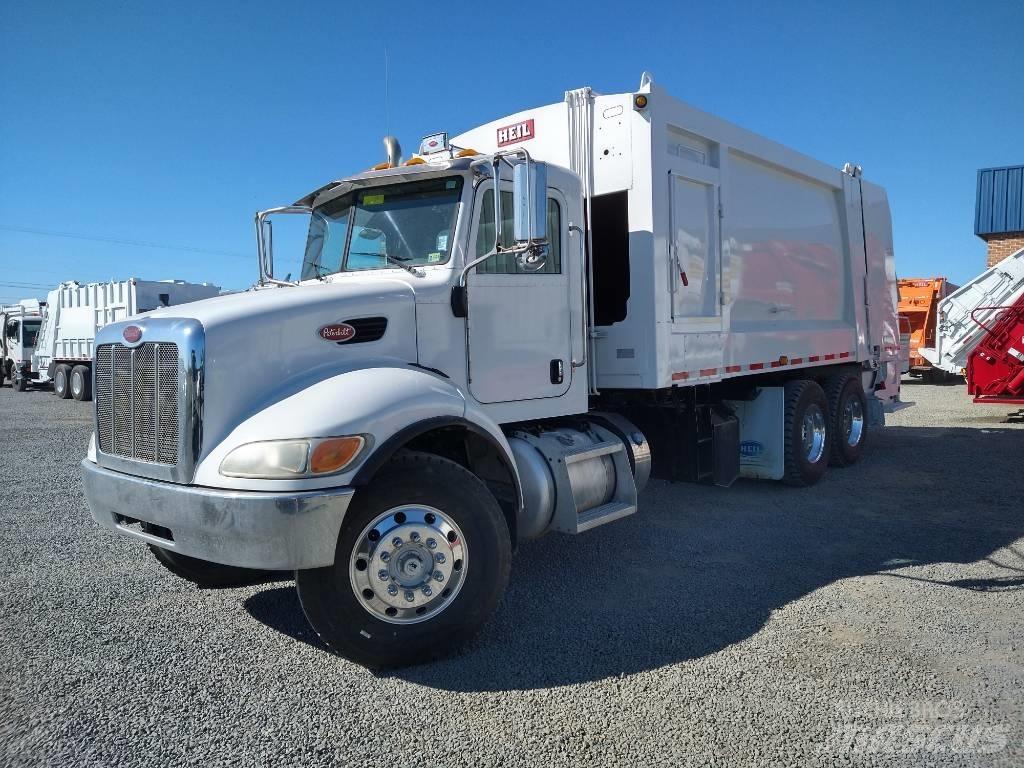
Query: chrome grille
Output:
[[96, 342, 180, 466]]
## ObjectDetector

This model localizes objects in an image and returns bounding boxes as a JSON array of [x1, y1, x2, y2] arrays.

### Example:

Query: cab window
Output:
[[475, 190, 561, 275]]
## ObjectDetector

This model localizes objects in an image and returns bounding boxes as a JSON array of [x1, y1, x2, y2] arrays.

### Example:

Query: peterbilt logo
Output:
[[496, 119, 535, 147], [318, 323, 356, 342], [122, 325, 143, 343]]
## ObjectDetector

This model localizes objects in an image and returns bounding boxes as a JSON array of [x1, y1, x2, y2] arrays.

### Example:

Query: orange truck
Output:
[[897, 277, 959, 381]]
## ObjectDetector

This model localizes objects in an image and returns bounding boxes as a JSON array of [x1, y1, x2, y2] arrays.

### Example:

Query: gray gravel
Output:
[[1, 378, 1022, 767]]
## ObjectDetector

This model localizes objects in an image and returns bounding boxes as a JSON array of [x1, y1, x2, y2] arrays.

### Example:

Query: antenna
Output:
[[384, 46, 390, 137]]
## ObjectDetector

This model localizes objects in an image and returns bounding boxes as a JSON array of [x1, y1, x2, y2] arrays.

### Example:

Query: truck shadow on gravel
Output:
[[244, 425, 1024, 691]]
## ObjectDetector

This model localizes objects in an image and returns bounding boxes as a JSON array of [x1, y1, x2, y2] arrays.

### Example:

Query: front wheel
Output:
[[12, 367, 29, 392], [296, 452, 511, 668]]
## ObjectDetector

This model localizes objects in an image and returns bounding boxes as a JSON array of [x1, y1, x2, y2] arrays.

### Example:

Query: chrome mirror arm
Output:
[[254, 205, 311, 286]]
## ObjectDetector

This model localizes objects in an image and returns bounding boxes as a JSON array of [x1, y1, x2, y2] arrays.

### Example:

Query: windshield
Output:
[[301, 176, 463, 280], [22, 320, 41, 347]]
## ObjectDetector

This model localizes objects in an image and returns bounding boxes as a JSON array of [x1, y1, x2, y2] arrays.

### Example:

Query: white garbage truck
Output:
[[2, 299, 45, 390], [919, 247, 1024, 376], [21, 279, 219, 399], [82, 74, 902, 667]]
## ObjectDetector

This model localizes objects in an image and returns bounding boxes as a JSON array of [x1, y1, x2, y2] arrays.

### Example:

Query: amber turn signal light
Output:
[[633, 94, 648, 110], [310, 436, 365, 475]]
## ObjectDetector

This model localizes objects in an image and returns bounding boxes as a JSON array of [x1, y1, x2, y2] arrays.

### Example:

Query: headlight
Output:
[[220, 436, 366, 479]]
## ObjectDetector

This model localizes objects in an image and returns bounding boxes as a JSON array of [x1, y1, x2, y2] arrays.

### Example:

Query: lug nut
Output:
[[404, 591, 415, 602], [378, 569, 389, 581], [433, 571, 444, 582], [434, 553, 446, 564], [410, 532, 421, 542], [387, 584, 398, 596], [422, 585, 433, 597], [427, 538, 437, 549], [379, 551, 390, 562], [392, 537, 403, 548]]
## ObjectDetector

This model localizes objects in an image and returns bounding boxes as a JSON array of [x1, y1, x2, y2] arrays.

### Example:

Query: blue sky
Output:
[[2, 0, 1022, 301]]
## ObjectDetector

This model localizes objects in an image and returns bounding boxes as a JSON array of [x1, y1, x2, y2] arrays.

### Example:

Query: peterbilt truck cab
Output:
[[83, 77, 900, 667], [83, 143, 623, 667]]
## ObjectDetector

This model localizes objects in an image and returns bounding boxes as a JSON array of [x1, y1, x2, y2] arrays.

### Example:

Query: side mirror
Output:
[[513, 161, 548, 242]]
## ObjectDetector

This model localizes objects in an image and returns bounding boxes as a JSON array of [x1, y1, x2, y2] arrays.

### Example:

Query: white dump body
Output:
[[453, 79, 900, 400], [919, 248, 1024, 375], [32, 279, 220, 376]]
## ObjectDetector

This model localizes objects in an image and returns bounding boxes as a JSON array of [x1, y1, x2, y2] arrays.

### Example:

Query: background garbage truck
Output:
[[19, 279, 219, 399], [1, 299, 45, 390]]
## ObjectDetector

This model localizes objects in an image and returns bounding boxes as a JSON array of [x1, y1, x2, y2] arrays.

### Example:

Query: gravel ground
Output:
[[1, 378, 1022, 767]]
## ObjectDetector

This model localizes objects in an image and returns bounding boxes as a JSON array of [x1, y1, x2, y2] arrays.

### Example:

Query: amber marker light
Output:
[[455, 148, 480, 157], [404, 157, 426, 166], [310, 436, 365, 475], [633, 94, 648, 109]]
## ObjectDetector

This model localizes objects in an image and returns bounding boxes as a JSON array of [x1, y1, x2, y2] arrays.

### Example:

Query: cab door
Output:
[[466, 185, 573, 404], [5, 319, 21, 361]]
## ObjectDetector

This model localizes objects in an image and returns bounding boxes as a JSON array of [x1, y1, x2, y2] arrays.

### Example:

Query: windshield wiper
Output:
[[308, 261, 331, 281], [349, 251, 424, 277]]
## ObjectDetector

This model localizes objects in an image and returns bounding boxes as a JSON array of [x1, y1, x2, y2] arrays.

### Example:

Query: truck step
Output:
[[573, 502, 637, 534], [563, 440, 624, 464]]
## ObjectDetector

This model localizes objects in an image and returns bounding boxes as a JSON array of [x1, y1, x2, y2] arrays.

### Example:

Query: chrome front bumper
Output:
[[81, 460, 354, 570]]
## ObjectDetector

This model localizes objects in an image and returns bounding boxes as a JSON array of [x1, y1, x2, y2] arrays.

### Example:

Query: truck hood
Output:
[[145, 279, 419, 462]]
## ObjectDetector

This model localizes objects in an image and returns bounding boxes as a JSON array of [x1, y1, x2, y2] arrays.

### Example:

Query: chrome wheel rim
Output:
[[55, 369, 66, 393], [71, 371, 82, 396], [844, 396, 864, 447], [801, 404, 827, 463], [349, 505, 467, 625]]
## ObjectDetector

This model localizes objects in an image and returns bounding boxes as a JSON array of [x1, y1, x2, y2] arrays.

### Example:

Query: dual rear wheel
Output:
[[54, 364, 91, 400], [782, 373, 867, 486]]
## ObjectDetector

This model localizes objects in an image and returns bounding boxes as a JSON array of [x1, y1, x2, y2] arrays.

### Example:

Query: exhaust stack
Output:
[[383, 136, 402, 167]]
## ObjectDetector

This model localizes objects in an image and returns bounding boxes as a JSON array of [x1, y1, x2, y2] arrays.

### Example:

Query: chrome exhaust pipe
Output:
[[383, 136, 401, 167]]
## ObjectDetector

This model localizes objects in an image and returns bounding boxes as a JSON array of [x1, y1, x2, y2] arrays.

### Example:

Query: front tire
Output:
[[54, 364, 72, 399], [782, 379, 830, 487], [296, 452, 512, 668], [71, 365, 91, 401], [12, 367, 28, 392], [147, 540, 271, 588]]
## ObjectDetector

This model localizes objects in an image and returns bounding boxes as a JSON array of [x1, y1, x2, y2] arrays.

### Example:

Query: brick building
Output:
[[975, 164, 1024, 268]]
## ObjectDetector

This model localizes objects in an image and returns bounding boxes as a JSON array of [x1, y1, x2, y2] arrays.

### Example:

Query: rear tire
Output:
[[824, 373, 867, 467], [782, 379, 830, 487], [71, 365, 91, 401], [147, 542, 271, 588], [296, 452, 511, 669], [54, 364, 72, 399]]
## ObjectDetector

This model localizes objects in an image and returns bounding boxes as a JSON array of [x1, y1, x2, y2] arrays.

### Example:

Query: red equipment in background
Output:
[[966, 293, 1024, 404]]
